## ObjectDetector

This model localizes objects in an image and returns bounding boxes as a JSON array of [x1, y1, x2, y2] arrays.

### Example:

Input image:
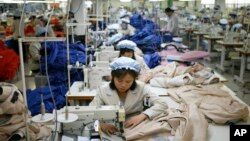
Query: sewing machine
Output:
[[209, 25, 222, 36], [223, 31, 240, 43], [95, 50, 119, 62], [57, 105, 125, 139]]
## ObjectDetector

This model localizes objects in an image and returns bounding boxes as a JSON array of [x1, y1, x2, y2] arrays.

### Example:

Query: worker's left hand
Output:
[[124, 113, 148, 129]]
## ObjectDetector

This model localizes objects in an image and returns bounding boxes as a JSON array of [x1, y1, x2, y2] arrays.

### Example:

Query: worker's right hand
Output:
[[100, 123, 118, 136]]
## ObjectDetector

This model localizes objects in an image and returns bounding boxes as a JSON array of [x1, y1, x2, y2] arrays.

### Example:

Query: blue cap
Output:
[[110, 57, 141, 73], [117, 40, 136, 51]]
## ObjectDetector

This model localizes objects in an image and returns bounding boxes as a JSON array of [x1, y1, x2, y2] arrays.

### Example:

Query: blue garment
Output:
[[130, 14, 144, 30], [134, 34, 161, 53], [27, 85, 68, 116], [143, 53, 161, 68]]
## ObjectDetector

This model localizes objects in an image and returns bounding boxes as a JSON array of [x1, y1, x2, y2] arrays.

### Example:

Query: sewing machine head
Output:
[[88, 66, 111, 90], [95, 50, 119, 62], [57, 105, 125, 137], [224, 31, 241, 43], [209, 25, 222, 36]]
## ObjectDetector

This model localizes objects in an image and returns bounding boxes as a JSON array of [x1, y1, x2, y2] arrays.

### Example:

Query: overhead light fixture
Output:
[[201, 0, 215, 4], [149, 0, 164, 1], [226, 0, 250, 4], [179, 0, 195, 1], [120, 0, 132, 2], [0, 0, 67, 3]]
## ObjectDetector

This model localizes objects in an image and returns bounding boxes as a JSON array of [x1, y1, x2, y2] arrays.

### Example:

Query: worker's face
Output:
[[114, 73, 134, 93], [122, 52, 133, 58], [165, 12, 172, 17]]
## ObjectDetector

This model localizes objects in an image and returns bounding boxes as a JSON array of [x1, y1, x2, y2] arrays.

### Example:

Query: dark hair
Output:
[[109, 68, 138, 90], [118, 48, 136, 60], [165, 7, 174, 13]]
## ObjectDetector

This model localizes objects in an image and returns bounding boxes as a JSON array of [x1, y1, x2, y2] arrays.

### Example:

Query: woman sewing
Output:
[[89, 57, 168, 136]]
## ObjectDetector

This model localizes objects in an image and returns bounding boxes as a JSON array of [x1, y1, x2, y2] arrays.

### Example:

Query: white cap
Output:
[[219, 19, 228, 25], [110, 57, 141, 73], [117, 40, 136, 50], [107, 33, 124, 45], [120, 18, 130, 24], [170, 6, 177, 11]]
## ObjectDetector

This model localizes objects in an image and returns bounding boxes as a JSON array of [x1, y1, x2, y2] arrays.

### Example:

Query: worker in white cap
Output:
[[161, 7, 179, 36], [117, 40, 149, 74], [117, 18, 135, 36], [89, 57, 168, 136]]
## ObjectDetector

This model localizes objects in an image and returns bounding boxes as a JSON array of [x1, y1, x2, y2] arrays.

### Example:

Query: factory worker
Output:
[[28, 27, 46, 73], [231, 23, 247, 41], [219, 19, 229, 32], [211, 5, 222, 24], [89, 57, 168, 136], [117, 18, 135, 36], [161, 7, 179, 36], [117, 40, 149, 73]]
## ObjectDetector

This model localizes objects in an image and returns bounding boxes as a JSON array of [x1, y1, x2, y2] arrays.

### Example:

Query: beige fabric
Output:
[[140, 62, 219, 86], [123, 103, 208, 141], [135, 54, 150, 73], [89, 81, 168, 119], [167, 84, 249, 124], [0, 83, 52, 141], [28, 42, 41, 70], [150, 73, 193, 88], [118, 24, 136, 36], [138, 65, 165, 83], [0, 83, 25, 115]]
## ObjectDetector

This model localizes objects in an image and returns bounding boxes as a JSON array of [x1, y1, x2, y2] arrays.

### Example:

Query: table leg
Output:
[[216, 46, 226, 72], [196, 35, 200, 50], [234, 54, 246, 84]]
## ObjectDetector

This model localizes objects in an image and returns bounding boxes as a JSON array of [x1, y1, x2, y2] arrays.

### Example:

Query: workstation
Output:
[[0, 0, 250, 141]]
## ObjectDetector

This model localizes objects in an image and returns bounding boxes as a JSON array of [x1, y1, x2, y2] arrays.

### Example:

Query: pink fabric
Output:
[[181, 51, 209, 61], [158, 48, 209, 62]]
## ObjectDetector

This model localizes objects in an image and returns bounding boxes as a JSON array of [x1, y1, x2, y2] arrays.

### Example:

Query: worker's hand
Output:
[[124, 113, 148, 129], [100, 123, 118, 136]]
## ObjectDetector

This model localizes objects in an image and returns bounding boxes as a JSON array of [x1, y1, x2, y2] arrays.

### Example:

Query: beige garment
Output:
[[168, 84, 249, 124], [138, 65, 165, 83], [28, 42, 41, 70], [123, 103, 208, 141], [0, 83, 25, 115], [0, 114, 25, 139], [89, 81, 168, 119], [150, 73, 193, 88], [118, 24, 136, 36], [0, 90, 25, 115], [135, 54, 150, 73], [0, 83, 17, 101]]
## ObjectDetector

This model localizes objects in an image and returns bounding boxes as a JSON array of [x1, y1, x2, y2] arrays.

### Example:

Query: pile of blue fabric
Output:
[[27, 85, 67, 116], [27, 41, 86, 116], [129, 14, 161, 68], [40, 41, 85, 86]]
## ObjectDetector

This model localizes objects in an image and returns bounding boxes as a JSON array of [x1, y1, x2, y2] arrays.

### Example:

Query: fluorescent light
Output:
[[120, 0, 132, 2], [0, 0, 66, 3], [201, 0, 215, 4], [149, 0, 164, 1], [179, 0, 195, 1], [226, 0, 250, 4]]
